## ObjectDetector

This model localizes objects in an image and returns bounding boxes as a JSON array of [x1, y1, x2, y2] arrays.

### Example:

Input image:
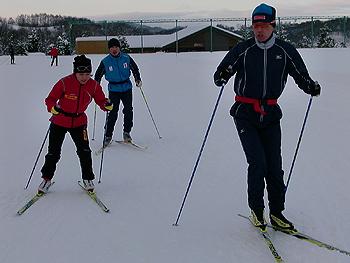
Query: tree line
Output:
[[218, 17, 349, 48], [0, 13, 348, 57], [0, 14, 91, 56], [0, 13, 181, 56]]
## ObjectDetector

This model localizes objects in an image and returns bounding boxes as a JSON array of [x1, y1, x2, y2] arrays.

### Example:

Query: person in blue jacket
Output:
[[214, 3, 321, 231], [95, 38, 142, 143]]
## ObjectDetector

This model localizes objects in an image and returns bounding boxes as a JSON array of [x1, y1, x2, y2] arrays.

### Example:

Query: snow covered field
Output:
[[1, 48, 350, 262]]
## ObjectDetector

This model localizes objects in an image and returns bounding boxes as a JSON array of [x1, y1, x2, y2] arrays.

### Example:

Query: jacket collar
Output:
[[255, 33, 276, 49], [110, 52, 121, 59]]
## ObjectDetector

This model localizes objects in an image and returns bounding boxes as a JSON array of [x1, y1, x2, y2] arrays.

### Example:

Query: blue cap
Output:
[[252, 3, 276, 25]]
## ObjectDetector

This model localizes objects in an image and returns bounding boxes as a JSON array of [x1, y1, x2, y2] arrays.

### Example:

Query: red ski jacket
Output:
[[50, 48, 58, 57], [45, 74, 108, 128]]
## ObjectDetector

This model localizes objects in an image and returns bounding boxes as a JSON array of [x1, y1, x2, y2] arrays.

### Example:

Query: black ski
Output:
[[115, 140, 148, 150], [78, 181, 110, 212], [17, 182, 55, 215], [238, 214, 284, 262], [268, 224, 350, 257], [94, 140, 112, 156]]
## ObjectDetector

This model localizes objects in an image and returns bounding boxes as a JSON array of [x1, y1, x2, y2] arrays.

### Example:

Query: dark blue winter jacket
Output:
[[214, 34, 315, 122], [214, 34, 315, 98]]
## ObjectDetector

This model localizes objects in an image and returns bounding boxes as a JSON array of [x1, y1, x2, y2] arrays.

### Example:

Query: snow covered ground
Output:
[[0, 48, 350, 262]]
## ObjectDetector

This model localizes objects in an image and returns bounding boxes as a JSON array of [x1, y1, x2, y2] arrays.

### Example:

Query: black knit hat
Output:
[[73, 55, 92, 73], [252, 3, 276, 27], [108, 38, 120, 49]]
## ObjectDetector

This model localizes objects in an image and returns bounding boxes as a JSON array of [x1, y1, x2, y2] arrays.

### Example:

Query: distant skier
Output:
[[38, 55, 113, 194], [94, 38, 142, 144], [50, 45, 58, 66], [214, 3, 321, 231], [9, 45, 15, 64]]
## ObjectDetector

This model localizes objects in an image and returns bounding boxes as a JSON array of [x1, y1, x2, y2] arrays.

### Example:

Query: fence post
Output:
[[344, 16, 347, 48]]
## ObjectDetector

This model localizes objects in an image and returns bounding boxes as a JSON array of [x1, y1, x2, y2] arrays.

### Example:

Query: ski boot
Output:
[[251, 209, 267, 231], [270, 211, 295, 232], [123, 131, 132, 142], [38, 178, 52, 194], [83, 179, 94, 192]]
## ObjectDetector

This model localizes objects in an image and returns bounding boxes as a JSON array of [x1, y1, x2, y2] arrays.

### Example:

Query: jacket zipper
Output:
[[260, 45, 268, 122], [71, 84, 82, 128]]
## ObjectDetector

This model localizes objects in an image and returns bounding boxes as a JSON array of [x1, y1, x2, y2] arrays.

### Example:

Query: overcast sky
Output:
[[1, 0, 349, 21]]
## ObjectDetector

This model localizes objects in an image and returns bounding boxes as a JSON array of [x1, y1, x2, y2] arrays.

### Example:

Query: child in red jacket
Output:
[[38, 55, 113, 194]]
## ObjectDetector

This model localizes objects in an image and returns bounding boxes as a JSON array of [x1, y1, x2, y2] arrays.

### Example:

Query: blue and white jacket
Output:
[[95, 52, 141, 93]]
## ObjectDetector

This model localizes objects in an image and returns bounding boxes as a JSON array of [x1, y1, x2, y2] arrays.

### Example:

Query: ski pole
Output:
[[98, 111, 109, 183], [173, 85, 225, 226], [139, 87, 162, 139], [285, 96, 313, 193], [25, 116, 55, 189], [92, 104, 97, 140]]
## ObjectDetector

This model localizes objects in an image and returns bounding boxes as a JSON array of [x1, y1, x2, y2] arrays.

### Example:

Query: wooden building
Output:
[[76, 25, 243, 54], [162, 25, 244, 52]]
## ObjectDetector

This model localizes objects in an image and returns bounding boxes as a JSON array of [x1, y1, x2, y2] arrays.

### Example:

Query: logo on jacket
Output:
[[64, 94, 78, 100], [276, 55, 282, 60], [123, 63, 128, 68], [109, 66, 113, 71]]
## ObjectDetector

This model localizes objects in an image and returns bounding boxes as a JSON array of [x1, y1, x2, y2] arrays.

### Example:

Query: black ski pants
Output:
[[51, 56, 58, 66], [41, 123, 94, 180], [234, 117, 285, 213], [106, 89, 133, 138]]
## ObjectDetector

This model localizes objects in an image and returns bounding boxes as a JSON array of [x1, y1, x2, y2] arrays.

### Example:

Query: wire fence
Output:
[[69, 16, 349, 54]]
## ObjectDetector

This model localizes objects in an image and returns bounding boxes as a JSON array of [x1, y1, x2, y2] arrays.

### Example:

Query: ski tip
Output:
[[238, 213, 249, 219]]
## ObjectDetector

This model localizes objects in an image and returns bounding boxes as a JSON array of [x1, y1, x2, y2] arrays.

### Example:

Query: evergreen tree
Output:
[[277, 25, 290, 42], [119, 36, 130, 53], [298, 35, 313, 48], [317, 24, 336, 48], [56, 32, 70, 55], [27, 29, 41, 52]]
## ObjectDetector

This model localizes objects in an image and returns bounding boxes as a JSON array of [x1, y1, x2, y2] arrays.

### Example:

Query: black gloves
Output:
[[215, 66, 232, 87], [104, 99, 113, 111], [135, 80, 142, 87], [307, 81, 321, 97], [50, 105, 61, 115]]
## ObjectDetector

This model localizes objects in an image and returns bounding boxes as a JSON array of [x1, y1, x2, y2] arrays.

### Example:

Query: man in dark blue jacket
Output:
[[95, 38, 142, 143], [214, 3, 321, 231]]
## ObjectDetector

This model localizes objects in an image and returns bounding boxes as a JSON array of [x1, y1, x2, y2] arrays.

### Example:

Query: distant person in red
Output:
[[50, 46, 58, 66]]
